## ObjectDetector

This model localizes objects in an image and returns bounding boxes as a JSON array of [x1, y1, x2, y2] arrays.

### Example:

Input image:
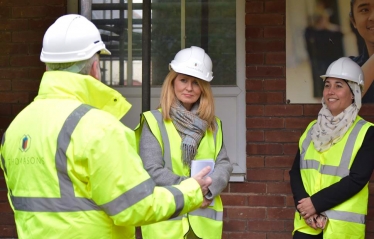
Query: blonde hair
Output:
[[159, 69, 216, 130]]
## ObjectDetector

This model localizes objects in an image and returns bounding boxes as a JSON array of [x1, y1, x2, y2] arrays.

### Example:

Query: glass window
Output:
[[88, 0, 236, 86]]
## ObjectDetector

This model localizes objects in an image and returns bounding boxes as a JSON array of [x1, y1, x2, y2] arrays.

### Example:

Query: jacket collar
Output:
[[35, 71, 132, 120]]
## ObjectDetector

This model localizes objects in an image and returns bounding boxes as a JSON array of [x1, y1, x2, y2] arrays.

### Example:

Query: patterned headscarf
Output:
[[310, 81, 361, 152]]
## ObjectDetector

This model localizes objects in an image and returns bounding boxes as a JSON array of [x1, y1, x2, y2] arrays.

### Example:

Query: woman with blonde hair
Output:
[[136, 46, 232, 239]]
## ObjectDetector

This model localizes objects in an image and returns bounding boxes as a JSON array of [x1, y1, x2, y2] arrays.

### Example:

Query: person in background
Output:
[[350, 0, 374, 102], [289, 57, 374, 239], [135, 46, 233, 239], [0, 14, 213, 239]]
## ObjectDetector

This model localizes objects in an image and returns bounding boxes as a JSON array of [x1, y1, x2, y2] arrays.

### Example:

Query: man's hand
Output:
[[192, 166, 212, 197]]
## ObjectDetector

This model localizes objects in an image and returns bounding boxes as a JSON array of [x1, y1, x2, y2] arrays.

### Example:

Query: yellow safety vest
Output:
[[138, 110, 224, 239], [0, 71, 204, 239], [293, 116, 371, 239]]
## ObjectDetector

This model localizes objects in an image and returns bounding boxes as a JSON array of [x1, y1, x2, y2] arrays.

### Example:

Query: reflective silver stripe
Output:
[[1, 133, 7, 175], [300, 120, 365, 177], [168, 215, 186, 221], [300, 159, 319, 170], [325, 210, 365, 224], [164, 186, 184, 218], [11, 104, 100, 212], [101, 178, 156, 216], [189, 208, 223, 221], [150, 110, 172, 170]]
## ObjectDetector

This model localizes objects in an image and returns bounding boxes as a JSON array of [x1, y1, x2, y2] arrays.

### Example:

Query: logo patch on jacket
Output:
[[20, 135, 31, 152]]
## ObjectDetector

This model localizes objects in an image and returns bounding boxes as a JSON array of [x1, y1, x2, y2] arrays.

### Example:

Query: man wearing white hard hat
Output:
[[0, 15, 213, 239], [136, 46, 233, 239], [290, 57, 374, 238]]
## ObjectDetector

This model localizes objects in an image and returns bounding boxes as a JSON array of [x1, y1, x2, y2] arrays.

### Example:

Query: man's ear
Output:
[[90, 59, 101, 80]]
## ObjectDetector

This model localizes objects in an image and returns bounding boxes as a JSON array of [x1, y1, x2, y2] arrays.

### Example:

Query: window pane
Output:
[[90, 0, 236, 86]]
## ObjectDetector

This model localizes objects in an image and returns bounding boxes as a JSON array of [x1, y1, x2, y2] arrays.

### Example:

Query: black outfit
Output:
[[289, 126, 374, 236], [304, 27, 344, 97], [350, 48, 374, 103]]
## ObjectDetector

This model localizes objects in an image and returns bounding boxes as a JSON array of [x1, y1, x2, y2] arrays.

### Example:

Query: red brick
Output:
[[28, 67, 44, 79], [246, 26, 264, 39], [0, 43, 28, 56], [230, 182, 267, 193], [221, 194, 247, 206], [10, 55, 42, 67], [247, 117, 284, 129], [265, 130, 301, 142], [226, 207, 266, 219], [0, 202, 12, 213], [0, 32, 11, 42], [224, 231, 266, 239], [246, 156, 265, 168], [246, 40, 285, 53], [0, 213, 14, 225], [248, 220, 284, 231], [266, 52, 285, 64], [248, 195, 285, 207], [0, 104, 11, 116], [265, 156, 293, 168], [264, 26, 286, 38], [0, 80, 11, 91], [246, 14, 284, 26], [247, 169, 284, 181], [246, 1, 263, 13], [0, 19, 29, 31], [246, 105, 264, 116], [267, 182, 292, 194], [283, 143, 298, 155], [28, 42, 43, 54], [0, 56, 9, 67], [223, 218, 247, 231], [303, 104, 321, 116], [0, 225, 17, 237], [0, 116, 13, 129], [247, 66, 284, 78], [246, 92, 284, 104], [0, 92, 29, 103], [246, 79, 263, 91], [263, 78, 286, 91], [12, 30, 44, 43], [285, 117, 315, 129], [246, 53, 264, 64], [12, 103, 27, 115], [267, 208, 295, 220], [247, 130, 264, 142], [0, 69, 28, 79], [13, 6, 47, 18], [265, 1, 285, 13], [264, 105, 302, 116], [0, 7, 11, 19], [12, 79, 40, 91]]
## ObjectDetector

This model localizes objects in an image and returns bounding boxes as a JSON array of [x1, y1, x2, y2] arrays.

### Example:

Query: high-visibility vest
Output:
[[0, 71, 204, 239], [293, 116, 371, 239], [139, 110, 224, 239]]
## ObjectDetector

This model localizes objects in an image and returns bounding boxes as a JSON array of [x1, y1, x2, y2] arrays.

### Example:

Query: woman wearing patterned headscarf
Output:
[[135, 46, 232, 239], [289, 57, 374, 239]]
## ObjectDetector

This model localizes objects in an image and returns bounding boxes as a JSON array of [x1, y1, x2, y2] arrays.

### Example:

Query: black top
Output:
[[350, 48, 374, 103], [289, 126, 374, 213]]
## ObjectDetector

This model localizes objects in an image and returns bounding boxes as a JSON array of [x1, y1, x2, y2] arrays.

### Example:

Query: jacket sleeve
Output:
[[82, 114, 203, 227], [207, 141, 233, 199], [139, 120, 189, 185], [289, 149, 309, 209]]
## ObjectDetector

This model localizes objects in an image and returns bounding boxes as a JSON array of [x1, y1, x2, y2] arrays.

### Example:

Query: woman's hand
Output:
[[305, 214, 318, 229], [200, 197, 213, 208], [297, 197, 317, 219]]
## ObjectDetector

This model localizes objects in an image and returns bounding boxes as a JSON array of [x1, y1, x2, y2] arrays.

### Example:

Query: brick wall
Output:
[[0, 0, 66, 238], [1, 1, 374, 239]]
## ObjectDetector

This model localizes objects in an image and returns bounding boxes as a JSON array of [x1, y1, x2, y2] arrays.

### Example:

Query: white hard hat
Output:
[[320, 57, 364, 88], [40, 14, 111, 63], [169, 46, 213, 82]]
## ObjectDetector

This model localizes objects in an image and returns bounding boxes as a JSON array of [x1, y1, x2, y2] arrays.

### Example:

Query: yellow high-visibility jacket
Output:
[[294, 116, 371, 239], [0, 71, 204, 239], [137, 110, 224, 239]]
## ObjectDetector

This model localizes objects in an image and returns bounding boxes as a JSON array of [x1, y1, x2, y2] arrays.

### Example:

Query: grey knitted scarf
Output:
[[170, 100, 208, 166]]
